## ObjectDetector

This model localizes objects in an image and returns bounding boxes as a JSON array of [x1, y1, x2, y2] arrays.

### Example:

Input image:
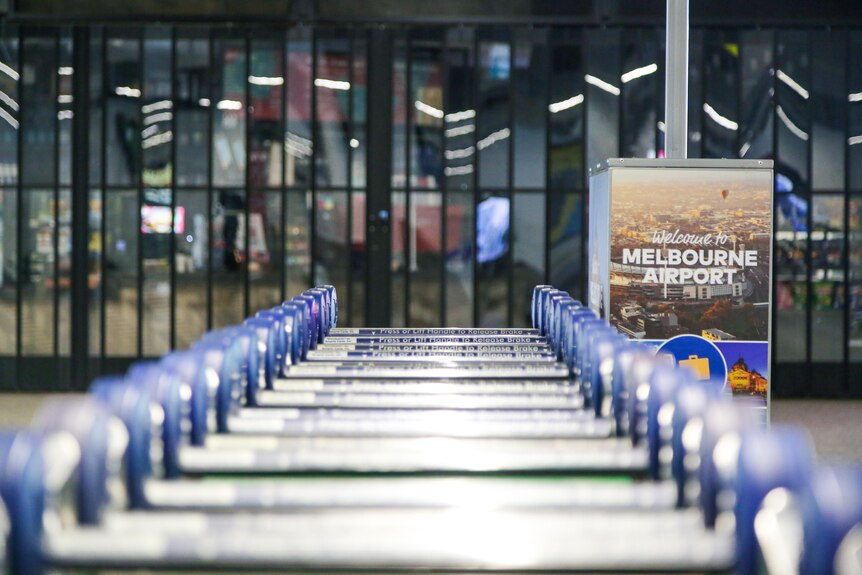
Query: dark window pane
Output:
[[20, 190, 56, 356], [548, 29, 584, 189], [513, 192, 545, 326], [739, 30, 774, 160], [175, 33, 210, 187], [286, 28, 312, 189], [0, 188, 17, 356], [104, 189, 138, 357], [0, 28, 18, 187], [105, 34, 141, 188], [548, 191, 583, 300], [141, 188, 171, 357], [849, 197, 862, 362], [408, 191, 442, 326], [211, 188, 245, 328], [58, 33, 72, 188], [88, 190, 101, 357], [621, 30, 660, 158], [774, 185, 808, 363], [477, 35, 511, 190], [703, 31, 739, 159], [314, 190, 349, 318], [174, 189, 208, 348], [350, 190, 365, 326], [249, 190, 283, 313], [811, 30, 846, 192], [315, 31, 350, 188], [351, 34, 367, 189], [445, 190, 474, 326], [443, 28, 475, 193], [212, 36, 246, 188], [409, 32, 444, 190], [249, 36, 284, 189], [850, 34, 862, 192], [391, 190, 405, 326], [585, 29, 620, 173], [776, 30, 810, 189], [811, 195, 845, 362], [687, 29, 704, 158], [285, 190, 310, 297], [513, 29, 547, 190], [21, 36, 57, 187], [476, 191, 509, 326]]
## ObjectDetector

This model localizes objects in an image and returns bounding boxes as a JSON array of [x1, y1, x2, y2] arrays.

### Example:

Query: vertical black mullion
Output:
[[580, 33, 589, 301], [136, 30, 144, 358], [310, 29, 318, 288], [206, 29, 214, 330], [53, 33, 60, 375], [347, 29, 354, 325], [843, 30, 851, 394], [769, 29, 779, 392], [99, 28, 107, 366], [506, 32, 514, 327], [440, 32, 449, 326], [71, 26, 91, 389], [169, 28, 177, 349], [543, 33, 552, 287], [404, 31, 412, 327], [244, 33, 251, 318], [804, 31, 813, 380], [736, 30, 744, 158], [280, 28, 287, 304], [471, 29, 479, 327], [14, 30, 24, 387]]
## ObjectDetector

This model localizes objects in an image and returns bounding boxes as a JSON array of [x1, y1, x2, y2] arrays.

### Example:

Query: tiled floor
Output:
[[0, 393, 859, 461]]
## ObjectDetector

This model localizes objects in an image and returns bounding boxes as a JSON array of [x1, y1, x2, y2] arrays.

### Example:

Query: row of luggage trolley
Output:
[[0, 284, 859, 574]]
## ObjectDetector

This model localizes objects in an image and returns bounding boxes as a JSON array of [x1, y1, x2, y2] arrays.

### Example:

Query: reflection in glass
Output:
[[0, 189, 17, 356], [477, 37, 511, 190], [739, 30, 774, 160], [20, 191, 56, 355], [444, 28, 475, 194], [211, 189, 245, 328], [89, 28, 104, 187], [409, 32, 443, 190], [391, 32, 407, 189], [849, 198, 862, 362], [513, 30, 547, 189], [585, 29, 620, 173], [212, 36, 246, 188], [445, 190, 473, 326], [351, 36, 367, 189], [58, 35, 73, 188], [285, 190, 310, 298], [315, 32, 350, 188], [249, 37, 283, 188], [850, 35, 862, 192], [811, 195, 845, 362], [703, 31, 739, 159], [513, 192, 545, 326], [104, 190, 139, 357], [286, 28, 312, 188], [549, 191, 583, 300], [173, 190, 207, 348], [142, 29, 172, 357], [774, 182, 808, 363], [408, 192, 442, 326], [476, 192, 509, 327], [20, 37, 55, 187], [57, 189, 71, 360], [776, 31, 810, 188], [391, 190, 406, 326], [88, 190, 101, 356], [687, 29, 704, 158], [0, 29, 18, 188], [621, 30, 659, 158], [350, 190, 365, 326], [249, 190, 283, 313], [105, 34, 141, 187], [548, 31, 583, 189], [811, 30, 846, 192], [175, 33, 210, 187], [315, 191, 349, 319]]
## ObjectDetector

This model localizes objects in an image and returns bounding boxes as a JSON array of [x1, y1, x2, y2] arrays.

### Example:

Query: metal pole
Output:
[[664, 0, 689, 159]]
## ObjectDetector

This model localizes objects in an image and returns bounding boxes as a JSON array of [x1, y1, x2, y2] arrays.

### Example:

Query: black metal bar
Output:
[[404, 30, 412, 327], [206, 28, 214, 331], [279, 28, 287, 305], [136, 29, 144, 357], [843, 29, 851, 394], [506, 31, 514, 327], [440, 30, 449, 326], [471, 28, 479, 327], [769, 28, 779, 393], [804, 31, 813, 384], [347, 27, 354, 325], [244, 32, 251, 318], [168, 27, 177, 350], [544, 32, 552, 288], [52, 32, 60, 378], [364, 26, 393, 326], [71, 26, 91, 389], [14, 29, 24, 389], [99, 27, 107, 367], [310, 28, 318, 288]]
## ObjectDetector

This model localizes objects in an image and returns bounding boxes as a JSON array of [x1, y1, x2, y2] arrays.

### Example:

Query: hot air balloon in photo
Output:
[[721, 189, 730, 200]]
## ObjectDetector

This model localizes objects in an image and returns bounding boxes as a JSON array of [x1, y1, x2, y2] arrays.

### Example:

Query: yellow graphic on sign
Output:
[[679, 355, 710, 380]]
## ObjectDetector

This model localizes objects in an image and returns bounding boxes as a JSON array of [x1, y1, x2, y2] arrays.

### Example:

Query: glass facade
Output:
[[0, 24, 859, 396]]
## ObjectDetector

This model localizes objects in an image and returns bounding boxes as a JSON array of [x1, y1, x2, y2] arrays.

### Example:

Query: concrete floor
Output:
[[0, 393, 859, 462]]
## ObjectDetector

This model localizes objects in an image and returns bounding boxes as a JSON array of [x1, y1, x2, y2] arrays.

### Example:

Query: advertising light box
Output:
[[588, 158, 773, 420]]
